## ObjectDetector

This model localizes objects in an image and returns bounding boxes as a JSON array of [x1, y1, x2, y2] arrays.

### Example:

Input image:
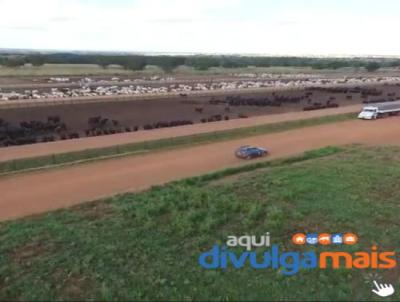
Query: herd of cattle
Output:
[[0, 112, 238, 146], [1, 78, 400, 147], [0, 116, 72, 146], [0, 114, 204, 146], [308, 86, 399, 103], [207, 93, 340, 112], [46, 76, 175, 84], [1, 76, 400, 101], [210, 94, 306, 107]]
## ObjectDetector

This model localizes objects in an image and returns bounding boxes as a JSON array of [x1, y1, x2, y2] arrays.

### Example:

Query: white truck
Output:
[[358, 100, 400, 120]]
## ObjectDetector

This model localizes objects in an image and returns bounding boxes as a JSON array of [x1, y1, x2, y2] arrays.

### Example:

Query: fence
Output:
[[0, 141, 154, 174], [0, 86, 309, 109], [0, 131, 222, 174]]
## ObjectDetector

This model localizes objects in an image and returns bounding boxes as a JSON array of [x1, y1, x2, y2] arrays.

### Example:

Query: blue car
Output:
[[235, 145, 268, 159]]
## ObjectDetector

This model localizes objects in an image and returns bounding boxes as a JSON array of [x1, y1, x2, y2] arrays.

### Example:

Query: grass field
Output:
[[0, 145, 399, 301], [0, 63, 382, 77], [0, 64, 324, 77], [0, 112, 355, 175], [0, 64, 161, 77]]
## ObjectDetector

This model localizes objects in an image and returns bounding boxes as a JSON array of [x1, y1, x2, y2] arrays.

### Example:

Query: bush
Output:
[[27, 55, 45, 66], [4, 56, 25, 68], [365, 62, 381, 72]]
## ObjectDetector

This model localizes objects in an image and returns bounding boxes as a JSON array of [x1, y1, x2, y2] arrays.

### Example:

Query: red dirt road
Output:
[[1, 118, 400, 221], [0, 104, 361, 162]]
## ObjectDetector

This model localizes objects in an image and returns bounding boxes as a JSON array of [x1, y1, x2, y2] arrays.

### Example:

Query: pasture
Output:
[[0, 145, 399, 301], [2, 63, 397, 77], [0, 64, 145, 77]]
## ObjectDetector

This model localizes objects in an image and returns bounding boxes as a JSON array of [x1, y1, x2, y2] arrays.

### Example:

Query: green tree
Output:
[[365, 62, 381, 72], [95, 56, 109, 69], [126, 56, 147, 71], [29, 55, 45, 66], [185, 56, 220, 70], [4, 57, 25, 68]]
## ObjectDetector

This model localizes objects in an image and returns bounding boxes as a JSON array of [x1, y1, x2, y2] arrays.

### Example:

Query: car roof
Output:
[[238, 146, 267, 151]]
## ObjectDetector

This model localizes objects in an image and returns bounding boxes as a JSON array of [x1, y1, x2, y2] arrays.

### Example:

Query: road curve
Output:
[[0, 104, 361, 162], [1, 118, 400, 221]]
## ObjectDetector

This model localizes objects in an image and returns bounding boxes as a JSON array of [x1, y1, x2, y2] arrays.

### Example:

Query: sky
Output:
[[0, 0, 399, 56]]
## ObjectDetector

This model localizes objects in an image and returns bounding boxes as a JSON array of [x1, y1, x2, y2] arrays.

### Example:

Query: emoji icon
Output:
[[318, 233, 331, 245], [343, 233, 358, 245], [306, 233, 318, 245], [331, 233, 343, 244], [372, 280, 395, 297], [292, 233, 306, 245]]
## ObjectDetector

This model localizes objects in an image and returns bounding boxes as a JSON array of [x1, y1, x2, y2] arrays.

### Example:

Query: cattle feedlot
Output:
[[1, 66, 400, 301], [1, 2, 400, 301]]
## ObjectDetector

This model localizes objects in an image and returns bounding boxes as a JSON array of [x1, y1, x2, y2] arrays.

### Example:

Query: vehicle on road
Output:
[[235, 145, 268, 159], [358, 100, 400, 120]]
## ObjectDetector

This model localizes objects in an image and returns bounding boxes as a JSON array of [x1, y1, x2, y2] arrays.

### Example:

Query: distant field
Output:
[[0, 145, 399, 301], [0, 64, 149, 77], [2, 63, 397, 77], [0, 64, 322, 77]]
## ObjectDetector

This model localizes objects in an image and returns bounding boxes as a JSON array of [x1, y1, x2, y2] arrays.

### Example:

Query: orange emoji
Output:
[[318, 233, 331, 245], [292, 233, 306, 245], [343, 233, 358, 245]]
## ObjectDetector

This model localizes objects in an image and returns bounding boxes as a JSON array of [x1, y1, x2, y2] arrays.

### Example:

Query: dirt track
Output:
[[0, 104, 361, 162], [1, 117, 400, 221]]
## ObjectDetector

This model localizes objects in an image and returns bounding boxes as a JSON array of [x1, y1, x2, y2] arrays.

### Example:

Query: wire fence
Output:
[[0, 131, 211, 174], [0, 143, 143, 174]]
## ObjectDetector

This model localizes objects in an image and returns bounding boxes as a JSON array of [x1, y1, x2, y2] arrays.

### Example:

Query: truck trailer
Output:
[[358, 100, 400, 120]]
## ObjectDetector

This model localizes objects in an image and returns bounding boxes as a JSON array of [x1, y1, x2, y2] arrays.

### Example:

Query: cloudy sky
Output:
[[0, 0, 399, 56]]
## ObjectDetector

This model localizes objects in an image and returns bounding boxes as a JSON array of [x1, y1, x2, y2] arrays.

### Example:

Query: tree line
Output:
[[1, 53, 399, 72]]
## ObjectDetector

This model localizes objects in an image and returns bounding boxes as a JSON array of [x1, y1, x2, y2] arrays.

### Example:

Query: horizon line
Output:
[[1, 47, 400, 59]]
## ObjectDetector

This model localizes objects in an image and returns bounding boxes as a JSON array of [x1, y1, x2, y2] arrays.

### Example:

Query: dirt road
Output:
[[0, 104, 361, 162], [1, 118, 400, 221]]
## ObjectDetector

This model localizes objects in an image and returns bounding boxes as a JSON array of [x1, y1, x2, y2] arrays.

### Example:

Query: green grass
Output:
[[1, 64, 319, 77], [0, 112, 355, 175], [1, 63, 392, 77], [0, 64, 159, 77], [0, 145, 399, 301]]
